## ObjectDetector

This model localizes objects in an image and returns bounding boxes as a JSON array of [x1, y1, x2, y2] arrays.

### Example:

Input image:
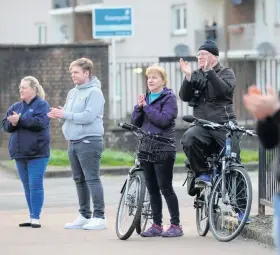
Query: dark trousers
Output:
[[142, 152, 180, 226], [181, 125, 241, 174], [68, 137, 105, 219]]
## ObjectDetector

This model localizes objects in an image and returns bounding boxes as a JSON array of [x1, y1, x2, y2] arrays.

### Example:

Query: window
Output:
[[36, 24, 47, 44], [172, 4, 187, 35], [53, 0, 71, 9]]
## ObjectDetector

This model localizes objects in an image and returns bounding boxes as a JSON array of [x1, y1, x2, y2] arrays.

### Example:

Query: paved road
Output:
[[0, 169, 275, 255]]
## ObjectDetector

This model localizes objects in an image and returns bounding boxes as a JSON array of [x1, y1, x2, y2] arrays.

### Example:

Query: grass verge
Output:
[[48, 149, 258, 167]]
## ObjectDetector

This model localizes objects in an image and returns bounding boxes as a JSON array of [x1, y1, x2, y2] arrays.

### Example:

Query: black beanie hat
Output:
[[198, 40, 219, 56]]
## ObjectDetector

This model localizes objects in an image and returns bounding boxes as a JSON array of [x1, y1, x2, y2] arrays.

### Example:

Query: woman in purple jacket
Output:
[[131, 65, 183, 237]]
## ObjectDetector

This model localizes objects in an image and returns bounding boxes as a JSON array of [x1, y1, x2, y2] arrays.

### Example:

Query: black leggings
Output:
[[142, 152, 180, 226]]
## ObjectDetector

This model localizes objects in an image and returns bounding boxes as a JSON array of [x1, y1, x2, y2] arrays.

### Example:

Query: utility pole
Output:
[[71, 0, 77, 43], [223, 0, 229, 66]]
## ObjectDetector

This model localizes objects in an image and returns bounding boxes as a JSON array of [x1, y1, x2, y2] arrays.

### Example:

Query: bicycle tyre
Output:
[[196, 194, 210, 236], [208, 166, 252, 242], [135, 188, 151, 234], [116, 171, 146, 240]]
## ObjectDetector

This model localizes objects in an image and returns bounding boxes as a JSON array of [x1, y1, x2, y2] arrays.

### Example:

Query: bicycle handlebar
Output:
[[182, 115, 257, 136], [118, 122, 139, 132], [118, 122, 175, 144]]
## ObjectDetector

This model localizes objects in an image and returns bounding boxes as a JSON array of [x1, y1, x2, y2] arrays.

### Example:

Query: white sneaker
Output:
[[64, 214, 91, 229], [83, 217, 107, 230], [31, 219, 41, 228]]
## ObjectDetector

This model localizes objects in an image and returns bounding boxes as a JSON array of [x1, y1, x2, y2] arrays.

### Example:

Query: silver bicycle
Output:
[[182, 115, 256, 242], [115, 122, 175, 240]]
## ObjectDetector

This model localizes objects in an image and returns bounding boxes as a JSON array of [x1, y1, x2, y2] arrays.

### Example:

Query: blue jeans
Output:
[[15, 157, 49, 219], [275, 192, 280, 254]]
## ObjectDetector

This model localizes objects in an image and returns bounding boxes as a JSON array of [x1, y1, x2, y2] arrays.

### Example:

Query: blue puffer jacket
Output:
[[2, 96, 50, 160]]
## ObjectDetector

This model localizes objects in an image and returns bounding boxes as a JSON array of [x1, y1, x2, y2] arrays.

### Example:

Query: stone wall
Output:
[[0, 43, 109, 150]]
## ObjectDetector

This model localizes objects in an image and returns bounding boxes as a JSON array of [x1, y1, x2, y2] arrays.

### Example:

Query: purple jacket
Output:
[[131, 88, 178, 139]]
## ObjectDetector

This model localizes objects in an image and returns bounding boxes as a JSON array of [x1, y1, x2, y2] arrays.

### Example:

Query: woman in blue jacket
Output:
[[2, 76, 50, 228], [131, 65, 183, 237]]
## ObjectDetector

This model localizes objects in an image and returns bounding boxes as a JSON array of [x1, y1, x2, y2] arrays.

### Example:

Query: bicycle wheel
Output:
[[116, 171, 146, 240], [196, 190, 210, 236], [135, 187, 151, 234], [208, 166, 252, 242]]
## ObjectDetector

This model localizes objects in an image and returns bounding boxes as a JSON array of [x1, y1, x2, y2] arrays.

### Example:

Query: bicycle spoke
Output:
[[208, 167, 252, 242]]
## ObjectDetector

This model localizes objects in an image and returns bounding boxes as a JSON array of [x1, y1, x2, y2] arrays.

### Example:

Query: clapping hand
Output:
[[7, 111, 20, 126], [204, 55, 215, 71], [179, 58, 192, 81], [243, 85, 280, 120], [47, 106, 64, 119], [138, 94, 146, 107]]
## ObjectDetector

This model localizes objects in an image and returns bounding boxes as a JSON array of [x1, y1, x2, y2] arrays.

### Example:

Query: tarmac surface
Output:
[[0, 168, 275, 255]]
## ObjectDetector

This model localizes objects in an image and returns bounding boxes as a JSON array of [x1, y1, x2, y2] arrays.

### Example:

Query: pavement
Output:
[[0, 167, 275, 255]]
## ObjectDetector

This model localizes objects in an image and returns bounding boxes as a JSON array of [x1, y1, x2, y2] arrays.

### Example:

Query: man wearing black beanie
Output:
[[178, 40, 246, 221], [198, 39, 219, 57]]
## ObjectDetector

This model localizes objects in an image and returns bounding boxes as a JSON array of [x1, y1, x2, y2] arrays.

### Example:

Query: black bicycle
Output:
[[115, 122, 176, 240], [182, 115, 256, 242]]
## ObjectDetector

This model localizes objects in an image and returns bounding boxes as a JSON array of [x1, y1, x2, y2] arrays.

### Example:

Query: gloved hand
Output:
[[194, 79, 206, 91]]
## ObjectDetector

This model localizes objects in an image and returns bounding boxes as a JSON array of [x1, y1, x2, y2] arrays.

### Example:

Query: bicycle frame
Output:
[[207, 130, 238, 205], [122, 155, 142, 204]]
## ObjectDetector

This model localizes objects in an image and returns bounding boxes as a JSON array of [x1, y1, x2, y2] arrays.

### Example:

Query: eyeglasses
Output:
[[19, 86, 30, 90], [196, 51, 209, 58]]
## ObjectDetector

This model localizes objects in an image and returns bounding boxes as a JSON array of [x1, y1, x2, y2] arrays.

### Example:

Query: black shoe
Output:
[[31, 223, 41, 228], [31, 219, 41, 228], [19, 222, 32, 227]]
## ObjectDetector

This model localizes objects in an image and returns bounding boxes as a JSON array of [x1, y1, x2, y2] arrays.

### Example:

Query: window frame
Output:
[[171, 3, 187, 35]]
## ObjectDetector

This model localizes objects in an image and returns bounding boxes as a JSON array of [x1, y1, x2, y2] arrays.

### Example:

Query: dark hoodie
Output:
[[131, 87, 178, 139]]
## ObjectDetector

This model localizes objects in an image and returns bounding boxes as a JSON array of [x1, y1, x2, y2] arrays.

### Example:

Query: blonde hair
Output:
[[145, 65, 168, 86], [69, 57, 94, 76], [22, 76, 45, 100]]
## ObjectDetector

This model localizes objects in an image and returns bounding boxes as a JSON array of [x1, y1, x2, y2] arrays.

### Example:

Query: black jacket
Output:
[[257, 109, 280, 181], [179, 63, 237, 124], [257, 111, 280, 149]]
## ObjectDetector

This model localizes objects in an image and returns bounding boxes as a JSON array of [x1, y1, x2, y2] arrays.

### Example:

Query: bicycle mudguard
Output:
[[128, 165, 142, 175], [229, 162, 244, 169], [120, 166, 144, 193], [120, 180, 127, 193]]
